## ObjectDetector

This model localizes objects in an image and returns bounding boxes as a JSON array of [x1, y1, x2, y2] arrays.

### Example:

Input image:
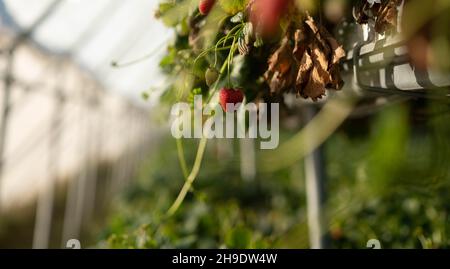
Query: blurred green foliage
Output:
[[99, 100, 450, 249], [328, 102, 450, 248]]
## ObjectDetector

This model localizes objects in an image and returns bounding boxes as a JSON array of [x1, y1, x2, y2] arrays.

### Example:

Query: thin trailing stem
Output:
[[227, 36, 238, 87], [167, 136, 208, 216], [167, 22, 243, 217], [194, 45, 232, 67], [176, 139, 189, 179], [167, 64, 226, 217]]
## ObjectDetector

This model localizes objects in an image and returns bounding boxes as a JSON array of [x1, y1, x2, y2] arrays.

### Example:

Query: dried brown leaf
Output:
[[355, 0, 403, 34], [375, 0, 400, 33], [293, 27, 309, 61], [327, 37, 346, 65], [265, 36, 297, 94], [302, 41, 330, 100], [295, 51, 313, 95], [264, 15, 345, 101]]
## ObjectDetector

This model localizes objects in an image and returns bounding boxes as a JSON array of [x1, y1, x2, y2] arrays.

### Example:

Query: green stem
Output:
[[167, 24, 244, 217], [194, 23, 243, 68], [167, 136, 208, 216], [194, 45, 232, 67], [176, 138, 189, 179], [167, 61, 228, 217], [227, 36, 237, 87]]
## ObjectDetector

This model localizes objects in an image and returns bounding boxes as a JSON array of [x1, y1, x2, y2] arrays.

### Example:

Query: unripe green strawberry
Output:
[[205, 67, 219, 87]]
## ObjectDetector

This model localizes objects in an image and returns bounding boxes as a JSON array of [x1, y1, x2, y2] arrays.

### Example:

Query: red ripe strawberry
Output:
[[199, 0, 216, 16], [219, 88, 244, 112], [250, 0, 291, 37]]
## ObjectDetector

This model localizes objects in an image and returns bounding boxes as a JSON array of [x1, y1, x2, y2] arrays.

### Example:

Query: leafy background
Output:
[[98, 99, 450, 249]]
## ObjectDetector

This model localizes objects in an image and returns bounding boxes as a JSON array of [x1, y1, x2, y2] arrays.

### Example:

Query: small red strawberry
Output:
[[199, 0, 216, 16], [250, 0, 291, 37], [219, 88, 244, 112]]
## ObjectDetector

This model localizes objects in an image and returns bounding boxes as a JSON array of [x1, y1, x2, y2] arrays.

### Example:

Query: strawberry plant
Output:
[[155, 0, 352, 216]]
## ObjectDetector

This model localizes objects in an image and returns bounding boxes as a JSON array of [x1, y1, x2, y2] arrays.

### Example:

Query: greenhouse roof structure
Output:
[[1, 0, 172, 104]]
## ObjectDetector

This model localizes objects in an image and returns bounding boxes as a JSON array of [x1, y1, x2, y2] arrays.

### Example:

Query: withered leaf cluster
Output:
[[264, 16, 345, 101], [354, 0, 403, 34]]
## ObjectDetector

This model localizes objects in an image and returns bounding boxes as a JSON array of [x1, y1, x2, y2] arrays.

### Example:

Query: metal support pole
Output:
[[109, 106, 135, 194], [0, 0, 65, 213], [240, 137, 256, 182], [32, 88, 64, 249], [122, 108, 138, 188], [82, 97, 100, 227], [304, 105, 330, 249], [61, 170, 79, 247], [0, 49, 14, 212], [61, 83, 91, 246]]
